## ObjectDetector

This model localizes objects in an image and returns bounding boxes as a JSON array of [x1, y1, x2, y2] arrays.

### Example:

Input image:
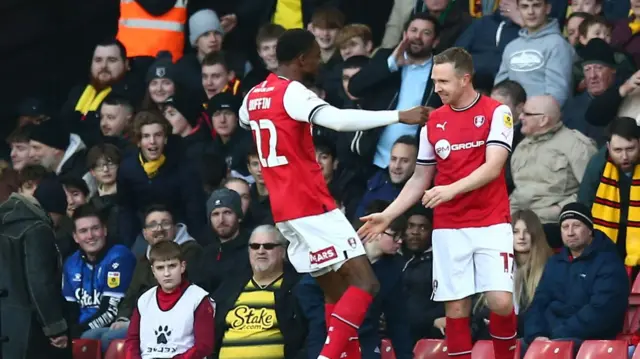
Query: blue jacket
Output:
[[355, 170, 403, 219], [455, 12, 521, 78], [295, 255, 413, 359], [523, 231, 629, 343], [63, 244, 136, 329]]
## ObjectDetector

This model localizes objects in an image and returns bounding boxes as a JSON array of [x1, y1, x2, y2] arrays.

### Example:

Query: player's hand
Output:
[[357, 212, 392, 242], [391, 33, 410, 67], [399, 106, 431, 125], [50, 335, 68, 348], [433, 317, 446, 336], [422, 185, 457, 208]]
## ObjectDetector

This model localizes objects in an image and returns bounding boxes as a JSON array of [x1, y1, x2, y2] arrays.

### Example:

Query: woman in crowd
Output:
[[140, 51, 176, 111], [471, 209, 553, 340]]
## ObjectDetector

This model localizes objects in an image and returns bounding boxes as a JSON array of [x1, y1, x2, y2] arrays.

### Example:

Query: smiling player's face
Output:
[[432, 62, 467, 105]]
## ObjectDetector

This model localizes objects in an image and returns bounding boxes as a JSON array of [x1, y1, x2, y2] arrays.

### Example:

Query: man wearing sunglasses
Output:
[[212, 225, 306, 358]]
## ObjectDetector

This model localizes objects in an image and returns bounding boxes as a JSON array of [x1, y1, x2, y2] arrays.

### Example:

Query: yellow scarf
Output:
[[592, 160, 640, 266], [138, 153, 166, 179], [74, 85, 112, 115]]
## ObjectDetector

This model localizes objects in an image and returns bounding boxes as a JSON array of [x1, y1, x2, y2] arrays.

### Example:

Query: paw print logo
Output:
[[154, 325, 172, 344]]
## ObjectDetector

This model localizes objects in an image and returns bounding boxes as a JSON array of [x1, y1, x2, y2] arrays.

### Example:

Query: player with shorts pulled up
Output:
[[239, 29, 428, 359], [359, 47, 516, 359]]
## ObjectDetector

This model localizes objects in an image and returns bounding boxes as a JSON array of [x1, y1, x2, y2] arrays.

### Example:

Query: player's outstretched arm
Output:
[[311, 105, 430, 132], [358, 165, 435, 240]]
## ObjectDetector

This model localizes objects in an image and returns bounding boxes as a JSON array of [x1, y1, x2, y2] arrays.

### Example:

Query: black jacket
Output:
[[196, 229, 251, 292], [0, 193, 70, 359], [212, 264, 306, 359]]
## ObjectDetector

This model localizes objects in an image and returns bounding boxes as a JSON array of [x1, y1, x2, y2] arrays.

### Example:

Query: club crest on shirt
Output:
[[503, 113, 513, 129], [107, 271, 120, 288], [473, 115, 485, 128]]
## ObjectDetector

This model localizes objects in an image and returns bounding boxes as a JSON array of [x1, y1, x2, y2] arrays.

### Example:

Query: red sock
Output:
[[489, 310, 517, 359], [445, 317, 472, 358], [319, 286, 372, 359]]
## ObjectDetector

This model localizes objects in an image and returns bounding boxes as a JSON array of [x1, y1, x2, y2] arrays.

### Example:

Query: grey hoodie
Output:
[[495, 19, 574, 107]]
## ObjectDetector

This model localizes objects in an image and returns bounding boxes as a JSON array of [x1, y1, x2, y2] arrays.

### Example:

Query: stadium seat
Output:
[[72, 339, 102, 359], [380, 338, 396, 359], [627, 307, 640, 334], [523, 340, 574, 359], [414, 339, 449, 359], [575, 340, 627, 358], [630, 274, 640, 305], [472, 340, 520, 358], [104, 339, 126, 359]]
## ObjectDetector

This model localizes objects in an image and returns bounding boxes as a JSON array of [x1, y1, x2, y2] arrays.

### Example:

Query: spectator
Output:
[[199, 188, 251, 292], [309, 7, 346, 107], [579, 117, 640, 264], [60, 177, 89, 218], [7, 125, 33, 172], [28, 118, 97, 195], [201, 52, 242, 101], [17, 164, 52, 197], [87, 143, 122, 244], [177, 9, 248, 94], [586, 69, 640, 127], [199, 152, 229, 197], [569, 0, 603, 14], [566, 12, 591, 46], [246, 146, 274, 226], [495, 0, 574, 107], [0, 160, 18, 203], [471, 210, 553, 340], [298, 200, 412, 359], [162, 88, 211, 160], [521, 203, 629, 356], [99, 94, 135, 149], [242, 24, 287, 94], [490, 80, 527, 194], [140, 52, 177, 111], [355, 135, 417, 219], [63, 204, 136, 338], [611, 0, 640, 68], [564, 39, 618, 146], [207, 92, 253, 180], [381, 0, 472, 53], [313, 137, 340, 203], [100, 204, 202, 353], [60, 39, 131, 132], [401, 205, 444, 342], [116, 0, 187, 61], [223, 177, 255, 228], [335, 24, 374, 60], [349, 12, 442, 169], [125, 241, 215, 359], [213, 225, 306, 358], [16, 97, 50, 127], [116, 111, 207, 246], [0, 178, 71, 358], [510, 96, 597, 247], [454, 4, 521, 78]]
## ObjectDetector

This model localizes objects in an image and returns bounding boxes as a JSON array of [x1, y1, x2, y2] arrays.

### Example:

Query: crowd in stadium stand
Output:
[[3, 0, 640, 358]]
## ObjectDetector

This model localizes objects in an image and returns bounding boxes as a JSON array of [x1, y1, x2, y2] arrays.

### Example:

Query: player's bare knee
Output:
[[485, 291, 514, 315], [445, 298, 472, 318], [338, 257, 380, 296]]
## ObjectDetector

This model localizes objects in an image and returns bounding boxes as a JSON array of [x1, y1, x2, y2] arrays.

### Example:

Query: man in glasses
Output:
[[510, 95, 597, 248], [212, 225, 306, 358], [81, 204, 202, 354]]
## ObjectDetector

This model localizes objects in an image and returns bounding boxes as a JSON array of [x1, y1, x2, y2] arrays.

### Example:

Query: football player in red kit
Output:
[[239, 29, 429, 359], [359, 47, 517, 359]]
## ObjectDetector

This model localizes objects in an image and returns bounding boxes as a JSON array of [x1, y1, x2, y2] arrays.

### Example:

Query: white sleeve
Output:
[[239, 92, 251, 130], [416, 125, 436, 166], [283, 80, 400, 131], [486, 104, 514, 152], [283, 81, 330, 123]]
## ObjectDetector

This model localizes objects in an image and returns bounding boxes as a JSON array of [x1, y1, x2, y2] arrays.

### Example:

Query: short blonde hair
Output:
[[335, 24, 372, 49]]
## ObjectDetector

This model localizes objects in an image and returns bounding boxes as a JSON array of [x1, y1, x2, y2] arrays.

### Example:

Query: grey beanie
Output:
[[189, 9, 224, 47], [207, 188, 243, 219]]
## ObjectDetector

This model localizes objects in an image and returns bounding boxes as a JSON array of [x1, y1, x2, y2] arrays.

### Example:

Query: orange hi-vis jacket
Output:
[[116, 0, 187, 60]]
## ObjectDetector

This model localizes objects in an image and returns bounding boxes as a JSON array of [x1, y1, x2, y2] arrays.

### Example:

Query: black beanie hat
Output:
[[559, 202, 593, 229], [33, 178, 68, 215], [146, 51, 176, 83], [579, 38, 616, 68], [163, 89, 202, 127], [28, 119, 70, 151]]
